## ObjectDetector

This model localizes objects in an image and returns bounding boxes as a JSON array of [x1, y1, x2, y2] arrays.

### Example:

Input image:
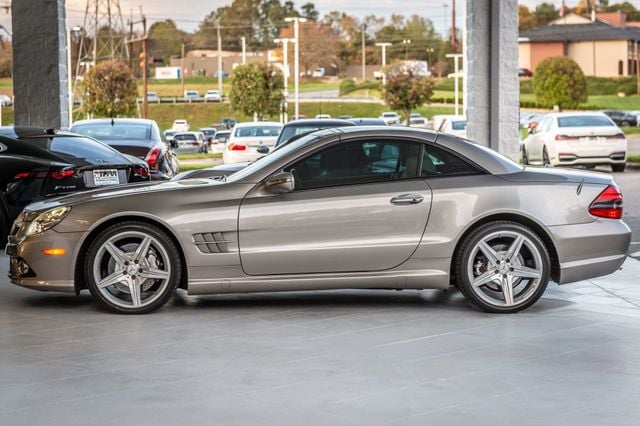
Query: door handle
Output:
[[390, 194, 424, 205]]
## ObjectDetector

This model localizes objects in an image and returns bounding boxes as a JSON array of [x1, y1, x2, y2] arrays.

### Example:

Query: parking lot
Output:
[[1, 253, 640, 425]]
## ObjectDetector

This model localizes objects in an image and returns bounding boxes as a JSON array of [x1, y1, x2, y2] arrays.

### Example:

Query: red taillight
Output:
[[134, 165, 150, 178], [144, 146, 161, 170], [49, 169, 75, 180], [589, 185, 623, 219], [555, 134, 579, 141], [13, 172, 31, 180], [228, 143, 246, 151]]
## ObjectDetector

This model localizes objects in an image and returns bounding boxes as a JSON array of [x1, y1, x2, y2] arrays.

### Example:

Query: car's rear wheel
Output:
[[612, 163, 626, 173], [521, 146, 529, 165], [455, 221, 550, 313], [85, 222, 182, 314], [542, 147, 551, 166]]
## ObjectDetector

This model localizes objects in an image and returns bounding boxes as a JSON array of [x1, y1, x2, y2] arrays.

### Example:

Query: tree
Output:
[[519, 5, 536, 31], [148, 20, 189, 65], [301, 2, 319, 21], [83, 60, 138, 118], [533, 3, 559, 27], [230, 63, 284, 120], [383, 63, 434, 124], [279, 21, 341, 74], [533, 57, 587, 109]]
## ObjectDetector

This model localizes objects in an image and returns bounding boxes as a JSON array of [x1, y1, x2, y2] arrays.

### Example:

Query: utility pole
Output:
[[376, 42, 392, 86], [126, 10, 149, 118], [285, 17, 307, 120], [181, 43, 185, 97], [636, 41, 640, 95], [217, 23, 223, 96], [241, 36, 246, 65], [451, 0, 457, 51], [443, 3, 449, 41], [361, 23, 367, 81]]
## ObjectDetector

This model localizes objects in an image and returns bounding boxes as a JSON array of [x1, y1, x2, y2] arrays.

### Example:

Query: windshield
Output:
[[451, 121, 467, 130], [234, 126, 281, 137], [557, 116, 614, 127], [175, 134, 197, 141], [72, 122, 151, 140], [227, 133, 319, 182], [26, 136, 129, 166], [383, 113, 397, 117]]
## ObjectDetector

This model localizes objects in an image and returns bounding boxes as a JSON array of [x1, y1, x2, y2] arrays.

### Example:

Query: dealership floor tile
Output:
[[0, 255, 639, 425]]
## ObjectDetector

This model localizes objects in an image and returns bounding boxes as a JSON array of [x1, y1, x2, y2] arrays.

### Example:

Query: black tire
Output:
[[84, 221, 182, 314], [521, 146, 529, 165], [454, 221, 551, 314], [0, 205, 9, 249], [542, 147, 551, 166], [612, 163, 626, 173]]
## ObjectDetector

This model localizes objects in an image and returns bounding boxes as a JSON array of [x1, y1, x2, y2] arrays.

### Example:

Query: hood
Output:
[[499, 166, 614, 185], [26, 178, 223, 212]]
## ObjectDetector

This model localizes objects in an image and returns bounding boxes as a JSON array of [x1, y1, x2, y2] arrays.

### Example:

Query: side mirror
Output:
[[264, 172, 294, 194], [256, 145, 270, 155], [528, 122, 538, 134]]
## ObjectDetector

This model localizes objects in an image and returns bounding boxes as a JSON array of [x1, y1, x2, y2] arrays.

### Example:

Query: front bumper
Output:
[[548, 219, 631, 284], [7, 230, 83, 293]]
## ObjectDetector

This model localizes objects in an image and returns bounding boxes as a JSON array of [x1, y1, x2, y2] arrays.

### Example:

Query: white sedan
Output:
[[204, 90, 222, 102], [173, 132, 208, 154], [379, 112, 400, 125], [223, 122, 283, 164], [522, 112, 627, 172], [440, 116, 467, 138]]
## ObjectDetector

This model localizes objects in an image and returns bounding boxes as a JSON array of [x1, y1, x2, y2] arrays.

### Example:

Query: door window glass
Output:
[[421, 145, 480, 177]]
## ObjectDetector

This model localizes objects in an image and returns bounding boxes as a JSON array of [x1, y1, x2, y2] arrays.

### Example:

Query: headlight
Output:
[[24, 206, 71, 237]]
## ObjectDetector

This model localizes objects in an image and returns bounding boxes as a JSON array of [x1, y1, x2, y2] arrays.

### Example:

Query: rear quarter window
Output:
[[24, 136, 128, 166]]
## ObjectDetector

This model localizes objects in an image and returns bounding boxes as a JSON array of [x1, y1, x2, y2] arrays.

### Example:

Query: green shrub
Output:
[[533, 57, 587, 109], [83, 60, 138, 118], [519, 79, 533, 94], [339, 79, 357, 95]]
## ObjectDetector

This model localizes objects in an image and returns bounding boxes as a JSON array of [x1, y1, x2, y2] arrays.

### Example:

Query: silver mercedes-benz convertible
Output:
[[6, 127, 631, 314]]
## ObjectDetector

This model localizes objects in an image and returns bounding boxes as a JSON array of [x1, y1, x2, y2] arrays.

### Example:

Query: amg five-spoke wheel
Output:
[[85, 222, 182, 314], [456, 221, 550, 313]]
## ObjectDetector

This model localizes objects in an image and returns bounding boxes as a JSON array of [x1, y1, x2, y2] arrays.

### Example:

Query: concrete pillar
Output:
[[12, 0, 69, 128], [465, 0, 519, 160]]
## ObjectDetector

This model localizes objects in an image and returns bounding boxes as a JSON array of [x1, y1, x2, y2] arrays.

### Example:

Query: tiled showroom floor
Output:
[[1, 255, 640, 425]]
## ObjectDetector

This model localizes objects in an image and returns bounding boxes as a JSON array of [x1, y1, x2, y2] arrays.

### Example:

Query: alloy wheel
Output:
[[466, 230, 544, 309]]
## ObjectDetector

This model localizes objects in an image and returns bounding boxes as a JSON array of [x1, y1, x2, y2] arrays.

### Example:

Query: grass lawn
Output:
[[628, 154, 640, 163], [178, 163, 215, 171], [176, 153, 222, 160]]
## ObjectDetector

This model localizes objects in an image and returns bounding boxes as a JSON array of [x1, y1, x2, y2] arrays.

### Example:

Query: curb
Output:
[[626, 162, 640, 170]]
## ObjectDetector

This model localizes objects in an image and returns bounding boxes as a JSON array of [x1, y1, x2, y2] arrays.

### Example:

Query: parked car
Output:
[[199, 127, 217, 143], [146, 92, 159, 103], [518, 68, 533, 77], [440, 116, 468, 138], [204, 90, 222, 102], [213, 71, 229, 78], [9, 127, 630, 314], [315, 114, 331, 119], [223, 122, 283, 164], [0, 94, 13, 107], [522, 112, 627, 172], [0, 126, 150, 244], [213, 129, 231, 145], [601, 110, 637, 127], [276, 119, 356, 149], [349, 118, 388, 126], [218, 117, 237, 130], [71, 119, 178, 180], [402, 117, 430, 128], [163, 130, 176, 144], [379, 112, 401, 125], [338, 115, 353, 120], [312, 67, 326, 77], [432, 114, 465, 132], [172, 119, 189, 132], [184, 90, 200, 101], [173, 132, 208, 154], [520, 112, 544, 129]]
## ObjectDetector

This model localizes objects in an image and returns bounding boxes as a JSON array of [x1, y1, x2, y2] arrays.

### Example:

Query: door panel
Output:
[[238, 180, 432, 275]]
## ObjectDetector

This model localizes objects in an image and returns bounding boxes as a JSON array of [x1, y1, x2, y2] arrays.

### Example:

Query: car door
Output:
[[529, 116, 550, 161], [237, 138, 432, 276]]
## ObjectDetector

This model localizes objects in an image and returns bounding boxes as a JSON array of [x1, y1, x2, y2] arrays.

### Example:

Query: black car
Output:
[[71, 118, 179, 180], [218, 117, 237, 130], [601, 110, 637, 127], [349, 118, 388, 126], [518, 68, 533, 77], [0, 127, 150, 244], [174, 119, 357, 181]]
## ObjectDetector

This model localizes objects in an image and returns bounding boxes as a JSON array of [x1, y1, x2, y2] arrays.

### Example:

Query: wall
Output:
[[530, 42, 565, 71], [568, 40, 628, 76], [518, 43, 531, 70]]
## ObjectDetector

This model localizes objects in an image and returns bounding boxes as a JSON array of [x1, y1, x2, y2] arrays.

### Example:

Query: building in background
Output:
[[519, 12, 640, 77], [169, 50, 271, 78]]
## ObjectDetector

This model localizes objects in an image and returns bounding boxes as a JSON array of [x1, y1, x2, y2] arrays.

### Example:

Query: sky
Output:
[[1, 0, 640, 39]]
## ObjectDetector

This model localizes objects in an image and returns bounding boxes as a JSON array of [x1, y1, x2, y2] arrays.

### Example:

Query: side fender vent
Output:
[[193, 232, 235, 254]]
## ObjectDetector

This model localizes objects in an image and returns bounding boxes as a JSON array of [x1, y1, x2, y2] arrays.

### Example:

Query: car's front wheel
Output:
[[85, 222, 182, 314], [455, 221, 550, 313], [542, 147, 551, 166], [612, 163, 626, 173]]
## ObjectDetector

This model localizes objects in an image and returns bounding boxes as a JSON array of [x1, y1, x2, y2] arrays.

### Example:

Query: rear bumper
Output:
[[548, 219, 631, 284]]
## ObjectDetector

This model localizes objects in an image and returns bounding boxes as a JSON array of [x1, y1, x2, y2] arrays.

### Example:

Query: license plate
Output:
[[579, 137, 604, 143], [93, 169, 120, 186]]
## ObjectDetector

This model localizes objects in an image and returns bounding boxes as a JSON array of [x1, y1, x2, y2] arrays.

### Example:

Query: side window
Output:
[[285, 140, 421, 190], [421, 145, 480, 177]]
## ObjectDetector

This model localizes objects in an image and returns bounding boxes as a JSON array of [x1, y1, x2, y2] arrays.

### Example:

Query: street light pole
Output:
[[275, 38, 295, 123], [402, 39, 411, 60], [375, 42, 392, 86], [66, 26, 81, 127], [241, 36, 246, 65], [285, 16, 307, 120], [217, 23, 223, 96]]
